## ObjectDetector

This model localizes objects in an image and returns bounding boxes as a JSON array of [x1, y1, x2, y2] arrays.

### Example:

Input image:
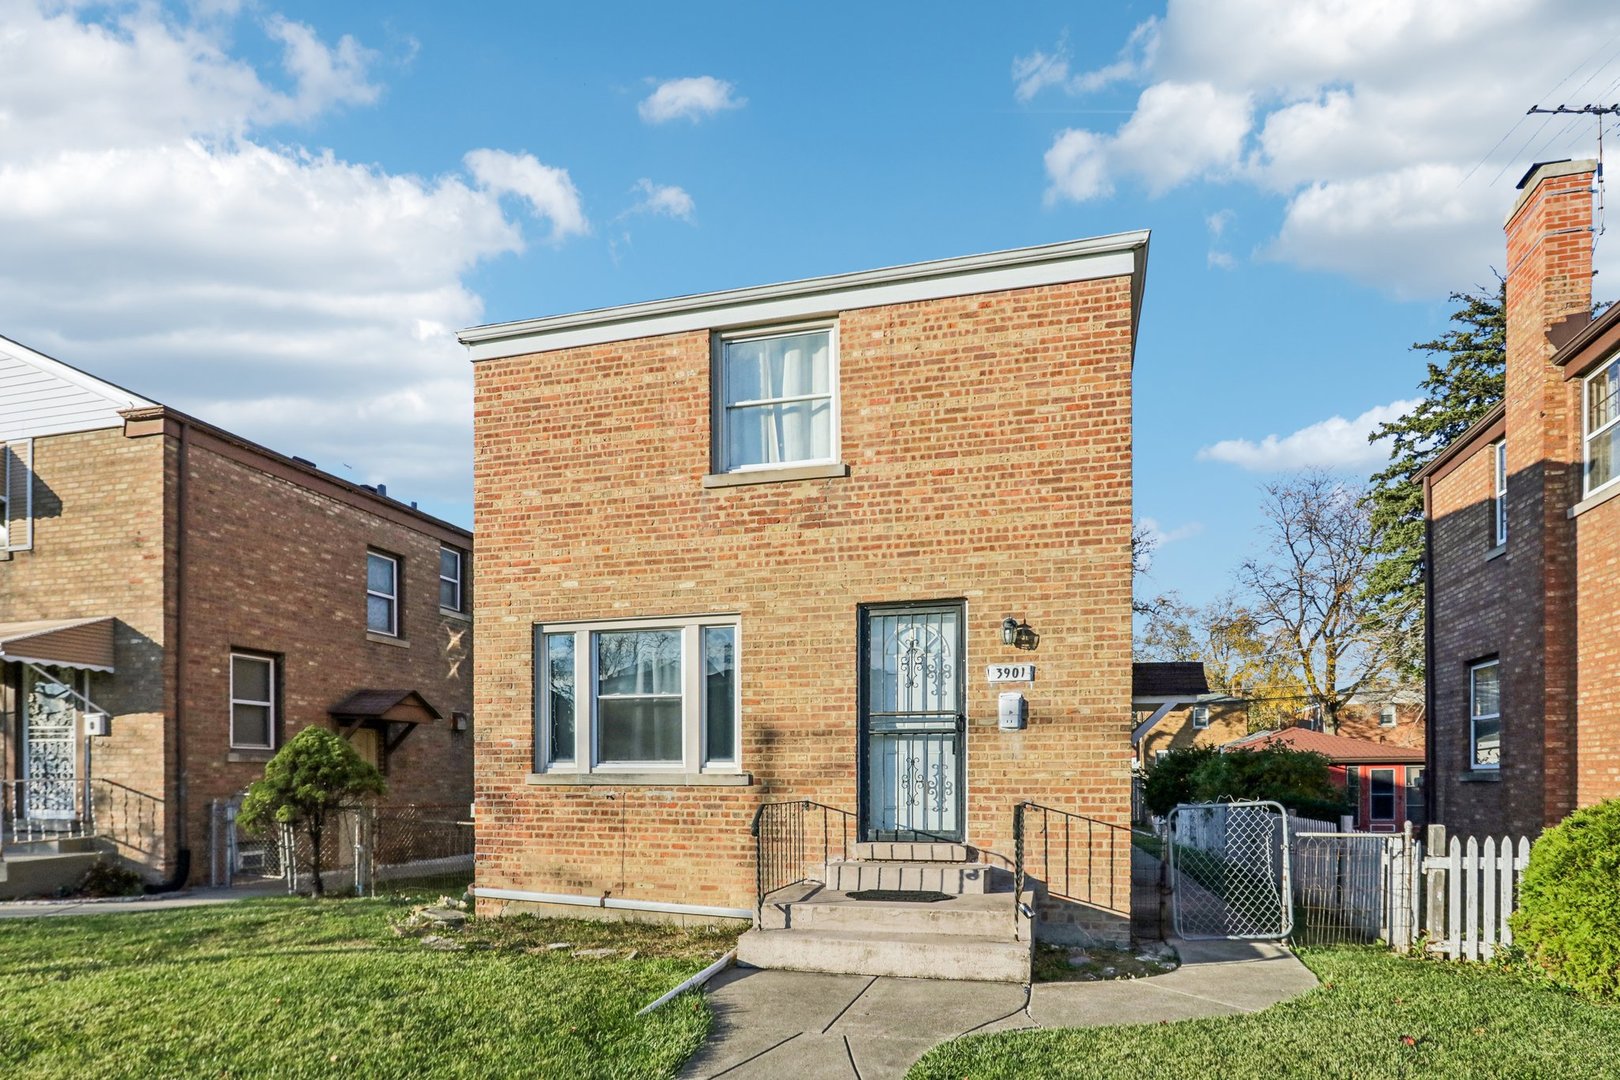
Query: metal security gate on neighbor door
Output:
[[1168, 800, 1293, 940], [859, 602, 965, 842]]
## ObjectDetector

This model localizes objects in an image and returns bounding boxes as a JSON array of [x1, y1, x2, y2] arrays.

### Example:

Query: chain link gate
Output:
[[1167, 800, 1293, 940]]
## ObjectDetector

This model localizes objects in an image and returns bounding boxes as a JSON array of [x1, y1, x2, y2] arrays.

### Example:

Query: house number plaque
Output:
[[985, 663, 1035, 683]]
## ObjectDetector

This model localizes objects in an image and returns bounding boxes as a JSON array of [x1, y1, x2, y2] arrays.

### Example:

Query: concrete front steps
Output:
[[0, 836, 104, 899], [737, 846, 1032, 983]]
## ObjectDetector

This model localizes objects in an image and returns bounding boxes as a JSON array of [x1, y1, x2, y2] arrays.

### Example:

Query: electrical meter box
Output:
[[83, 712, 110, 737], [998, 691, 1027, 731]]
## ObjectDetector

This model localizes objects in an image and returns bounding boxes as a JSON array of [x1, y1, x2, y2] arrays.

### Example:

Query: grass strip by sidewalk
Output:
[[908, 946, 1620, 1079], [0, 895, 736, 1080]]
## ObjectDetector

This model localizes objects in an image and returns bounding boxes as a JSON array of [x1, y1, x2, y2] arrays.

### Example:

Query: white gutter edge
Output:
[[637, 949, 737, 1016], [472, 886, 753, 921]]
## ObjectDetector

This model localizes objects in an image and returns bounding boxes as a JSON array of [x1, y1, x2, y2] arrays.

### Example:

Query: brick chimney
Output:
[[1500, 158, 1595, 828]]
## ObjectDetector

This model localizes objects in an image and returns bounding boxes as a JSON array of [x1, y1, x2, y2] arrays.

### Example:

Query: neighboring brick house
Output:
[[1130, 662, 1247, 764], [466, 232, 1148, 968], [1225, 727, 1425, 832], [1, 336, 473, 889], [1418, 158, 1620, 840], [1334, 684, 1425, 749]]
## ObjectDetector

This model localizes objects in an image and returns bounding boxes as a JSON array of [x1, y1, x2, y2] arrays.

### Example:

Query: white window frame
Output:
[[1191, 705, 1210, 730], [229, 652, 276, 751], [366, 551, 399, 637], [714, 322, 840, 474], [1469, 659, 1501, 771], [1584, 354, 1620, 498], [2, 438, 34, 552], [439, 546, 466, 614], [535, 613, 742, 775], [1492, 439, 1507, 546], [1380, 703, 1398, 728]]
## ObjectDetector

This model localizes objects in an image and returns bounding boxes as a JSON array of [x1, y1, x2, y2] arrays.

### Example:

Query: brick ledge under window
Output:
[[1568, 480, 1620, 519], [228, 749, 274, 764], [1458, 770, 1501, 783], [366, 631, 410, 648], [526, 771, 753, 787], [702, 463, 849, 489]]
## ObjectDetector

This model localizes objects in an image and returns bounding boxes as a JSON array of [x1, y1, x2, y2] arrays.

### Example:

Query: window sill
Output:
[[440, 608, 472, 623], [702, 463, 849, 489], [1485, 543, 1506, 562], [526, 771, 754, 787], [1458, 770, 1501, 783], [228, 749, 274, 763], [1569, 480, 1620, 519], [366, 632, 409, 648]]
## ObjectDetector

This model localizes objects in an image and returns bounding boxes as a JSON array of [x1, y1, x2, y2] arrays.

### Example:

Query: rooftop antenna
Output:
[[1527, 103, 1620, 247]]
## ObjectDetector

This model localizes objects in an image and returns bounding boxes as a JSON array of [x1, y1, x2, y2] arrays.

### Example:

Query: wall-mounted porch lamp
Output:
[[1001, 616, 1039, 651]]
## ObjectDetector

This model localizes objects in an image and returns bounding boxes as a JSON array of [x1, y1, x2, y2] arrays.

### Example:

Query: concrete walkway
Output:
[[0, 881, 285, 919], [681, 938, 1318, 1080]]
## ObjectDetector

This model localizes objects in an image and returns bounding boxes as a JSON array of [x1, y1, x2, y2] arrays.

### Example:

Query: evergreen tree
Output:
[[1364, 281, 1507, 678]]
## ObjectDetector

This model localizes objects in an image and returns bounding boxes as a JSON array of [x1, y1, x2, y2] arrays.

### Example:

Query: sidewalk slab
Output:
[[0, 882, 285, 919]]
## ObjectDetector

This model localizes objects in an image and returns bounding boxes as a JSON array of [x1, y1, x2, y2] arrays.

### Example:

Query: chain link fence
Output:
[[211, 798, 473, 897], [1168, 800, 1293, 940], [1291, 830, 1418, 947]]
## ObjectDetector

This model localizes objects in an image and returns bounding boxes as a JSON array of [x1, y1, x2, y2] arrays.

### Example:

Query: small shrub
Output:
[[1510, 798, 1620, 998], [73, 860, 145, 898]]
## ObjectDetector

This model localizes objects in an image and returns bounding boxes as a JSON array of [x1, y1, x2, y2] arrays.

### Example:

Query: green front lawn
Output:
[[909, 947, 1620, 1079], [0, 897, 736, 1079]]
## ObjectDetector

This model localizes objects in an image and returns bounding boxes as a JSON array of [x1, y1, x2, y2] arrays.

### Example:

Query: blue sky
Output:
[[3, 0, 1618, 608]]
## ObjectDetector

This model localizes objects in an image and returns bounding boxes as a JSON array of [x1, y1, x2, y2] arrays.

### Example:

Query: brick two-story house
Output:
[[1, 337, 473, 891], [465, 233, 1148, 975], [1419, 158, 1620, 839]]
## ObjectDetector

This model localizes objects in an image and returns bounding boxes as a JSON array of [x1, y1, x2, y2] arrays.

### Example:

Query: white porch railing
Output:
[[1, 777, 97, 844]]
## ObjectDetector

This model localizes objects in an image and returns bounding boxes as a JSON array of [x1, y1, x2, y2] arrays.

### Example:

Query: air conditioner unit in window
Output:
[[236, 843, 271, 874], [83, 713, 110, 737]]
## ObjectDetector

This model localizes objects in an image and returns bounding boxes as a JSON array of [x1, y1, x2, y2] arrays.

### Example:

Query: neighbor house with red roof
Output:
[[1227, 727, 1426, 832]]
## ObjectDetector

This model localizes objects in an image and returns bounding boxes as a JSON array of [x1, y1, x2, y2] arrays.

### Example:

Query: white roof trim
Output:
[[460, 230, 1150, 361]]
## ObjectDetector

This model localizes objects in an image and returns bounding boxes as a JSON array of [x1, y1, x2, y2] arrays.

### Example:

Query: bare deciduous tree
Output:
[[1238, 469, 1393, 730]]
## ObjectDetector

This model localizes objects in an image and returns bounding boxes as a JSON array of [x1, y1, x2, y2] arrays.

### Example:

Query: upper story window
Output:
[[537, 614, 740, 774], [2, 438, 33, 552], [1191, 705, 1210, 729], [1491, 439, 1507, 546], [439, 546, 466, 614], [1380, 703, 1398, 727], [229, 652, 277, 750], [1585, 354, 1619, 497], [715, 325, 837, 472], [366, 551, 399, 636], [1470, 658, 1501, 770]]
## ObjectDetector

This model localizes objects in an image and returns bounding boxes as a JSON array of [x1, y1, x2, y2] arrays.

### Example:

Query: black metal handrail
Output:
[[750, 800, 856, 923], [1013, 801, 1133, 935]]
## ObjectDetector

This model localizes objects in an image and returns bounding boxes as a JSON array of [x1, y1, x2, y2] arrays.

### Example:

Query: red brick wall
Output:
[[1427, 164, 1593, 840], [173, 429, 474, 881], [1335, 702, 1425, 749], [0, 427, 173, 875], [473, 277, 1135, 938], [1573, 493, 1620, 807]]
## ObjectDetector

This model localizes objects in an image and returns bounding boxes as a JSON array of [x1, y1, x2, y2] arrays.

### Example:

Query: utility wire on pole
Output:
[[1528, 103, 1620, 242]]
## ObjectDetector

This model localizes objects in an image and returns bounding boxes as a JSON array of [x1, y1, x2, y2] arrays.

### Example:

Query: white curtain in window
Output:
[[725, 331, 831, 466]]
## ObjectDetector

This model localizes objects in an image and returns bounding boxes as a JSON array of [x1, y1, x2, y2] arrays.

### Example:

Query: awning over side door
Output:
[[0, 616, 117, 672]]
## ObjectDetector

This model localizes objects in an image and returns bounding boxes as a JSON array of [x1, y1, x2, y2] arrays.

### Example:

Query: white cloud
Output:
[[1206, 209, 1234, 238], [1207, 250, 1236, 270], [1197, 399, 1422, 471], [625, 179, 695, 222], [638, 76, 744, 124], [464, 149, 588, 240], [0, 2, 585, 514], [1138, 516, 1205, 548], [1017, 0, 1620, 296]]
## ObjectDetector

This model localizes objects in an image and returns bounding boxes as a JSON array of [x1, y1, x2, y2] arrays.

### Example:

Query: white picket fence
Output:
[[1422, 830, 1532, 962], [1288, 824, 1532, 961]]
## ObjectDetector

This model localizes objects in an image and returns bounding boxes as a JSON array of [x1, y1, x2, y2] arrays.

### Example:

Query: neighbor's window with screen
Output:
[[1585, 354, 1619, 497], [716, 325, 837, 472]]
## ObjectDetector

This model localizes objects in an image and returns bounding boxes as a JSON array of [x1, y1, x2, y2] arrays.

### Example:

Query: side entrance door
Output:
[[859, 602, 965, 842]]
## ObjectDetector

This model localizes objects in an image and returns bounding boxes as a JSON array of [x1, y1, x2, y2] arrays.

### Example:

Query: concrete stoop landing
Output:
[[0, 835, 103, 899], [736, 842, 1032, 984]]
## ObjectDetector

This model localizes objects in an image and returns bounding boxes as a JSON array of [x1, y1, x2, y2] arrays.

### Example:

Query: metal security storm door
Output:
[[859, 602, 966, 842], [23, 667, 84, 822]]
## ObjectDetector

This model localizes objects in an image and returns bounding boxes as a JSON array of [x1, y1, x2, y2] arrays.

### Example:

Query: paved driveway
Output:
[[681, 938, 1317, 1080]]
